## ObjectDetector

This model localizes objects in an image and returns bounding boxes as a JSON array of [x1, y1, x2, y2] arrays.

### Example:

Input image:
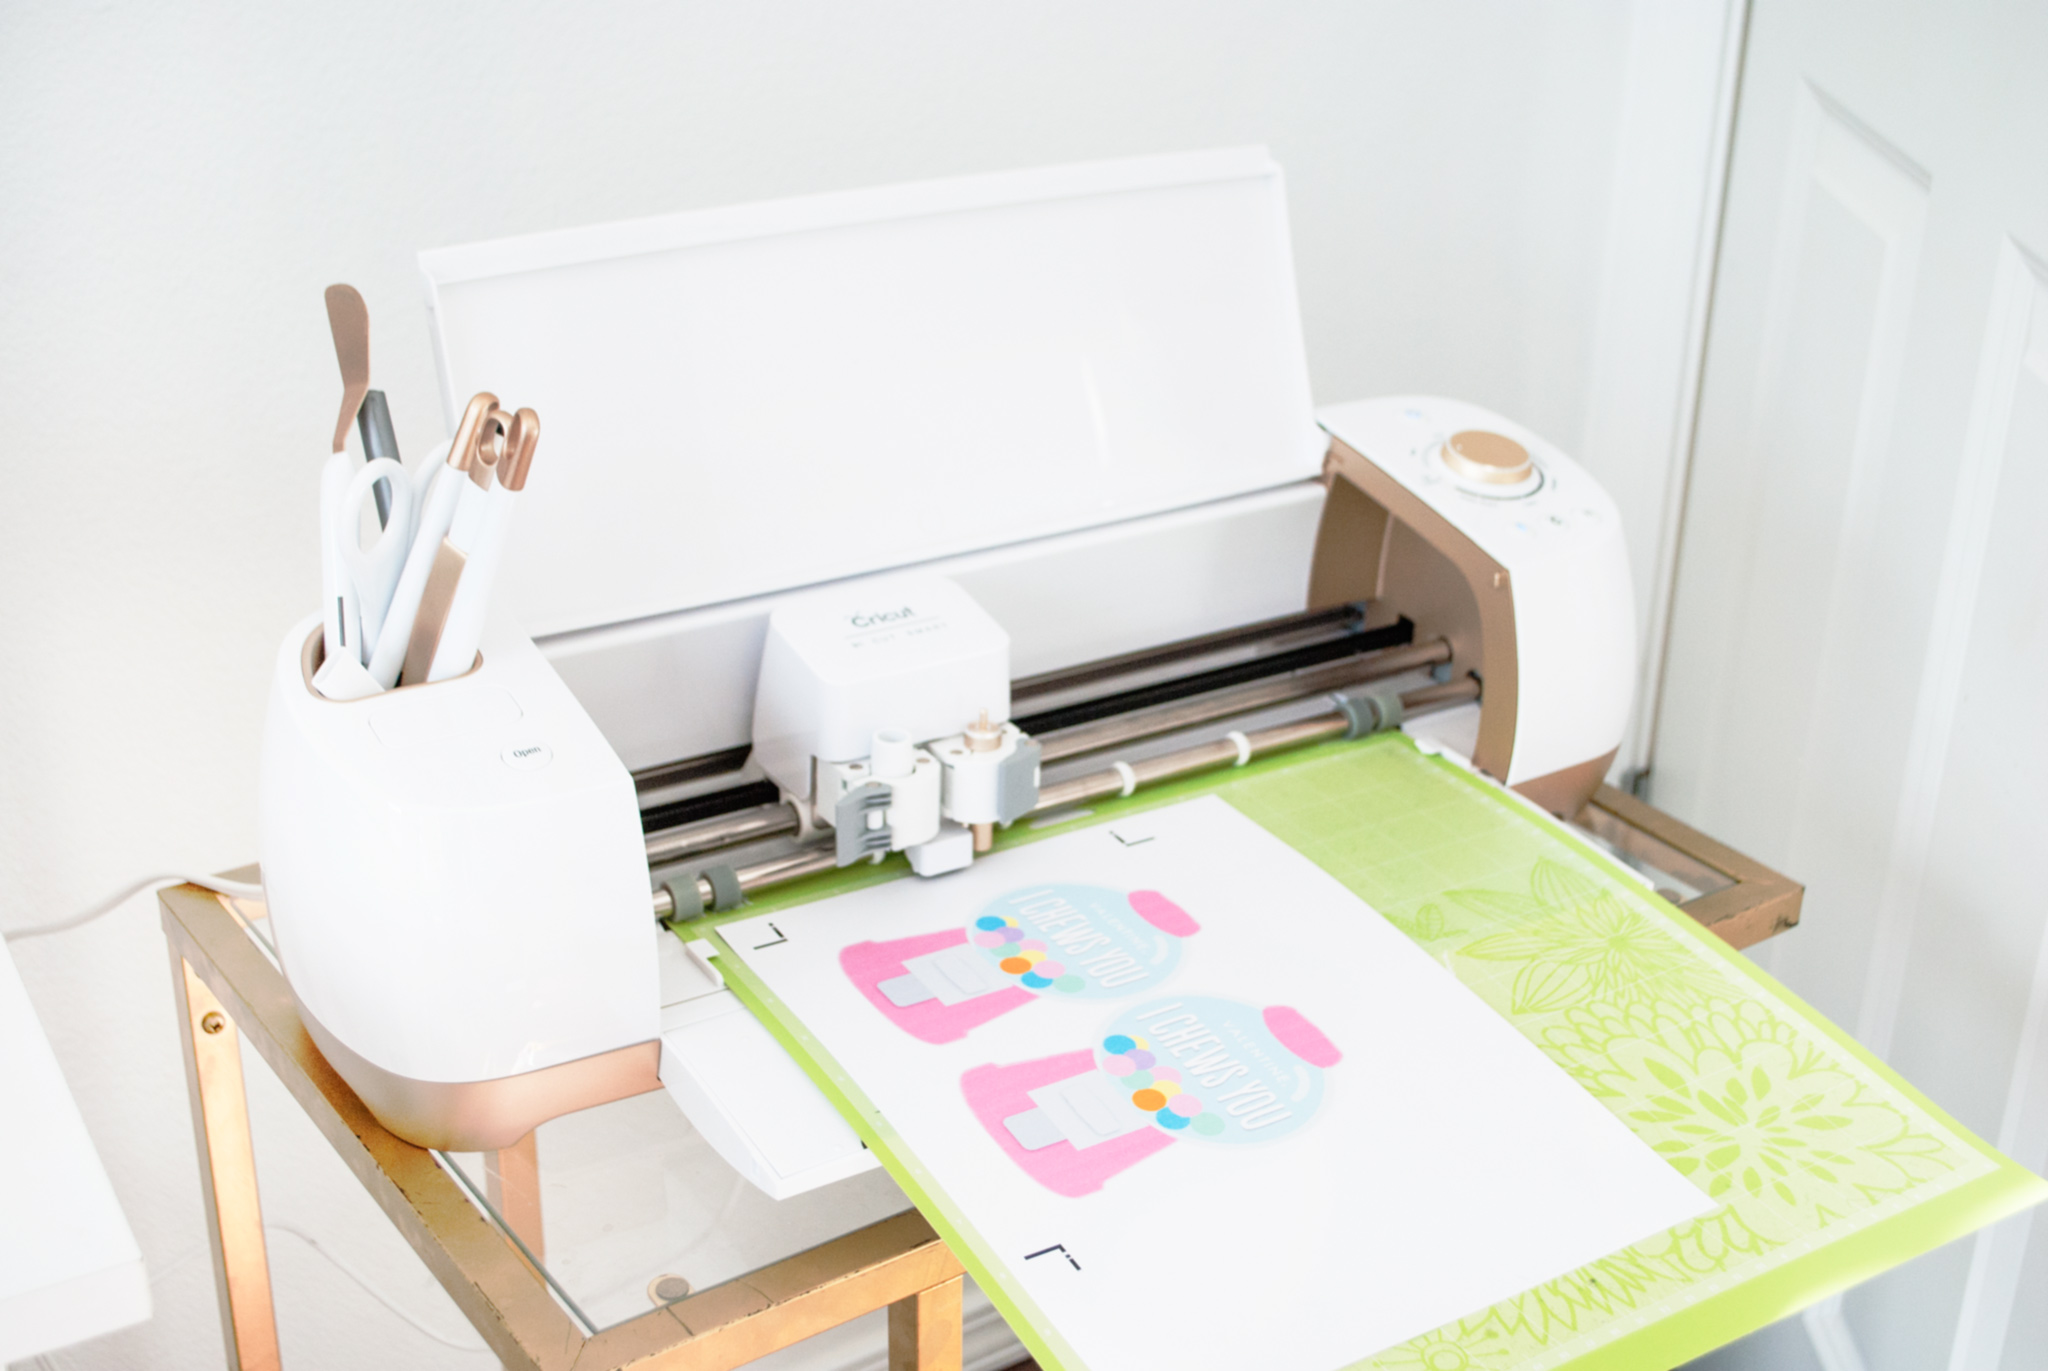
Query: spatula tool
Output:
[[323, 284, 371, 454]]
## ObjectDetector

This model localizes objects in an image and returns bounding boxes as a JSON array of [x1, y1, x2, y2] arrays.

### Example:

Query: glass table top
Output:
[[440, 1094, 914, 1335], [227, 900, 924, 1338]]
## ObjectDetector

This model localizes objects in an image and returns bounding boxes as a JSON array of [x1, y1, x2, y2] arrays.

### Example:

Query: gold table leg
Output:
[[485, 1129, 545, 1263], [887, 1275, 963, 1371], [165, 882, 970, 1371], [173, 953, 282, 1371]]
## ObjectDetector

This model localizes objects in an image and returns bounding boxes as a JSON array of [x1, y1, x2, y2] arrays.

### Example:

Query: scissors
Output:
[[321, 453, 416, 665]]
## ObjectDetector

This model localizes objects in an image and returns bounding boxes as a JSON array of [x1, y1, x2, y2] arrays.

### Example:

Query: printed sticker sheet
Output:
[[714, 794, 1712, 1371]]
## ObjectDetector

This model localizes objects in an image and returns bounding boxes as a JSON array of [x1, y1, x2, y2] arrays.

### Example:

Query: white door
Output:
[[1654, 1, 2048, 1367]]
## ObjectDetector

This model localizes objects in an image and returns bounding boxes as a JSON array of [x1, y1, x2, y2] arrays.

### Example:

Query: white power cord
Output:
[[9, 874, 499, 1358], [28, 1227, 493, 1361], [265, 1223, 491, 1353], [3, 872, 265, 942]]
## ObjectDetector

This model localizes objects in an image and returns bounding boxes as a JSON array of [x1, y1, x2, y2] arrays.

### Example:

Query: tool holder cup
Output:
[[257, 612, 657, 1150]]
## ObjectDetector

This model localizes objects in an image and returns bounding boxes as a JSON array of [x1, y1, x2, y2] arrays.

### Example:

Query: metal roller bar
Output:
[[1034, 714, 1347, 810], [1036, 637, 1451, 763], [631, 743, 753, 795], [644, 638, 1448, 862], [645, 802, 800, 866], [635, 605, 1371, 821], [1034, 677, 1476, 810], [1013, 619, 1414, 737], [731, 846, 840, 893], [651, 677, 1480, 920], [653, 845, 840, 920], [1011, 603, 1366, 705]]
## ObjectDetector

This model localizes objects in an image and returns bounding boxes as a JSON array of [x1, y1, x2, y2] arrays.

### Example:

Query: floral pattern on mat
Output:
[[1341, 849, 1972, 1370], [1213, 745, 1989, 1371]]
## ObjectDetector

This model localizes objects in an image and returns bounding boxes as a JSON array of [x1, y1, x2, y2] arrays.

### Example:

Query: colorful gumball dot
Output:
[[1055, 974, 1084, 993], [1192, 1114, 1225, 1136], [1102, 1055, 1136, 1076], [1151, 1066, 1180, 1083], [1126, 1050, 1155, 1069], [994, 943, 1021, 959], [975, 915, 1007, 931], [1125, 1070, 1154, 1089], [972, 930, 1006, 948], [1036, 961, 1065, 978], [999, 957, 1032, 974], [1168, 1094, 1201, 1116], [1131, 1088, 1167, 1112], [1020, 973, 1051, 989], [1021, 938, 1047, 952], [1021, 949, 1046, 965], [1102, 1035, 1135, 1054], [1156, 1110, 1190, 1130], [1152, 1079, 1181, 1099]]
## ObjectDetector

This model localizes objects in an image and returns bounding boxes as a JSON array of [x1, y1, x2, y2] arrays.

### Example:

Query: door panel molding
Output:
[[1698, 80, 1929, 822], [1856, 240, 2048, 1060], [1938, 240, 2048, 1371], [1655, 4, 2048, 1361]]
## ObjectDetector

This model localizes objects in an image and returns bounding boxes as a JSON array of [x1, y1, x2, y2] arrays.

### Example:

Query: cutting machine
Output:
[[258, 148, 1746, 1198]]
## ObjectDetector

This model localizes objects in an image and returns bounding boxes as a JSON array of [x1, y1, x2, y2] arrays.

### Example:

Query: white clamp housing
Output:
[[817, 728, 944, 862], [751, 571, 1012, 807], [931, 719, 1037, 826]]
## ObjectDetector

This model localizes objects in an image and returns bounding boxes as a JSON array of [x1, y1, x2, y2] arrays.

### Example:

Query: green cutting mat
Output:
[[698, 734, 2046, 1370]]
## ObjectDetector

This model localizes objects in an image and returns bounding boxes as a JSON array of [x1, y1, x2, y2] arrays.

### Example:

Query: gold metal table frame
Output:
[[161, 883, 968, 1371]]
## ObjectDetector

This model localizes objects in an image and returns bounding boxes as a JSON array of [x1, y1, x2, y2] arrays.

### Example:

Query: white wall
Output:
[[0, 3, 1722, 1367]]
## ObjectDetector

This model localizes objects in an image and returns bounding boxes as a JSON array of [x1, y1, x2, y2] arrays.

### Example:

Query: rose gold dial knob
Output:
[[1440, 430, 1532, 485]]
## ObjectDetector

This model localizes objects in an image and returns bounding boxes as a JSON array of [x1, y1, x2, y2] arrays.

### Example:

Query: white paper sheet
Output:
[[719, 796, 1711, 1371]]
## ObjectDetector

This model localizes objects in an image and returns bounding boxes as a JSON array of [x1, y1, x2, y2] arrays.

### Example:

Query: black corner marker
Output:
[[1024, 1244, 1082, 1271]]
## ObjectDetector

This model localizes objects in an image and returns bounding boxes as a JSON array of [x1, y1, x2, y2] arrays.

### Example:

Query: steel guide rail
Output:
[[639, 633, 1455, 868], [648, 677, 1479, 921]]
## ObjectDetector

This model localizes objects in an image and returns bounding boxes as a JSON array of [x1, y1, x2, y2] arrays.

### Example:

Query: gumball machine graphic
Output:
[[961, 996, 1341, 1197], [840, 885, 1199, 1044]]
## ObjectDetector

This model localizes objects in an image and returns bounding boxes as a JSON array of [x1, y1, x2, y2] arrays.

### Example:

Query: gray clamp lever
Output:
[[1330, 687, 1407, 740], [835, 782, 894, 866]]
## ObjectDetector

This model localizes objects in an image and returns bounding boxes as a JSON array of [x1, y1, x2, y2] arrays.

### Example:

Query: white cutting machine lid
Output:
[[420, 147, 1324, 639]]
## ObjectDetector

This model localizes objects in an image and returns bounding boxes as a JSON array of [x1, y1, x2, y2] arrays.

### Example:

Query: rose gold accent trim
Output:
[[1513, 747, 1618, 819], [297, 1000, 660, 1152], [1577, 785, 1805, 950], [323, 284, 370, 454], [498, 408, 540, 491], [447, 392, 498, 476], [399, 539, 468, 687], [1311, 435, 1519, 782], [172, 952, 281, 1371], [1441, 429, 1533, 484], [469, 407, 505, 490], [161, 883, 966, 1370], [1308, 468, 1394, 602], [889, 1275, 964, 1371], [486, 1131, 545, 1262]]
